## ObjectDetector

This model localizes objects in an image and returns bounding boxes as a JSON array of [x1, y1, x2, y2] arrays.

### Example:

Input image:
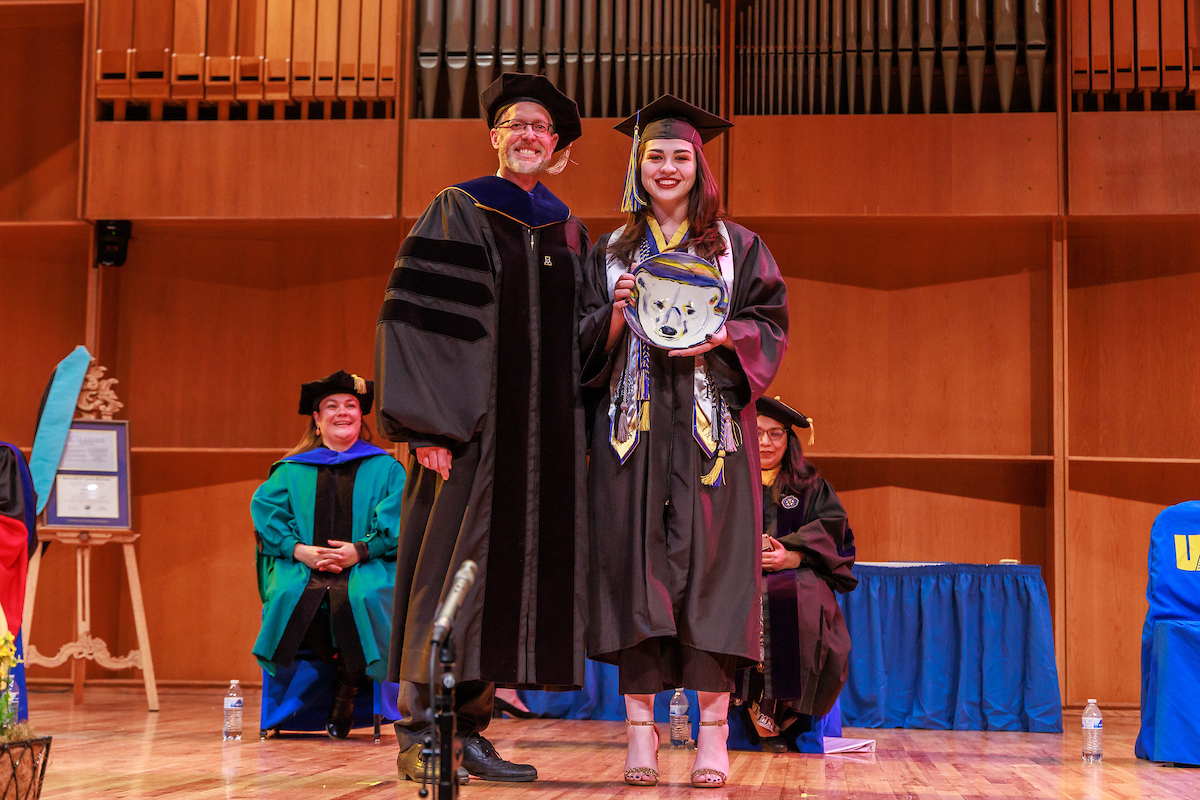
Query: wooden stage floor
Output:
[[27, 686, 1200, 799]]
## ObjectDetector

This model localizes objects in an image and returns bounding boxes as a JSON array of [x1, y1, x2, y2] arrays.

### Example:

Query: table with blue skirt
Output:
[[521, 562, 1062, 741]]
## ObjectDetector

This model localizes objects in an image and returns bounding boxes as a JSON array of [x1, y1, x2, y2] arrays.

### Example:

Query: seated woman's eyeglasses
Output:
[[495, 120, 554, 135], [758, 429, 786, 443]]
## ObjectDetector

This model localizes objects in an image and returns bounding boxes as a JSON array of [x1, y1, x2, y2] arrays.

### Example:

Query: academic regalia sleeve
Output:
[[776, 479, 858, 594], [251, 468, 302, 563], [375, 188, 497, 446], [578, 232, 621, 389], [706, 224, 789, 411], [360, 459, 404, 561]]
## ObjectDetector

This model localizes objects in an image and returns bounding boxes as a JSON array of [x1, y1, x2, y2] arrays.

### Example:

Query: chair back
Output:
[[1145, 501, 1200, 629]]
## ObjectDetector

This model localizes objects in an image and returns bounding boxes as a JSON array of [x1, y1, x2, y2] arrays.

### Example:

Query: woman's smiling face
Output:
[[640, 138, 697, 206]]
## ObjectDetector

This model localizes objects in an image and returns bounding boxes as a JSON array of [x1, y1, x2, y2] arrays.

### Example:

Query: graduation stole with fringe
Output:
[[605, 220, 739, 485]]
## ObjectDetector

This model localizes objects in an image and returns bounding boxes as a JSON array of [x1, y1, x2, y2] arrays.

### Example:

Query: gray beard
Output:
[[500, 147, 550, 175]]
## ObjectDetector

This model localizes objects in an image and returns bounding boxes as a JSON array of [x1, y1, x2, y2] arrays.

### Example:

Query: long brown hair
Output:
[[610, 137, 727, 267], [283, 415, 373, 459], [770, 429, 821, 501]]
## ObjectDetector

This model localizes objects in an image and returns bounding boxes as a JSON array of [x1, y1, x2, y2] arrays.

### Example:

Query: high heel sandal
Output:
[[623, 719, 660, 786], [690, 719, 728, 788]]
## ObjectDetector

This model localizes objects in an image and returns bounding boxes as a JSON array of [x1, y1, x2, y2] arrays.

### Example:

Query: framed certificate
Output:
[[43, 419, 131, 530]]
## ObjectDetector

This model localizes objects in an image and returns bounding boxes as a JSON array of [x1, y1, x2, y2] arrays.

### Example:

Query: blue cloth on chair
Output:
[[838, 564, 1062, 732], [260, 653, 399, 733], [1137, 502, 1200, 763], [13, 631, 27, 722]]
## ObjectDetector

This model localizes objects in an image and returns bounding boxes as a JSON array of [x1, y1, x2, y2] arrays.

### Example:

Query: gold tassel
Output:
[[701, 449, 726, 486], [638, 400, 651, 431], [806, 417, 815, 446], [618, 115, 645, 213], [351, 373, 367, 395]]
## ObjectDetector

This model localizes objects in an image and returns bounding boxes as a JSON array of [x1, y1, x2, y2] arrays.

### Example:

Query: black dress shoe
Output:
[[326, 681, 358, 739], [460, 733, 537, 782], [396, 741, 470, 785], [760, 734, 790, 753], [492, 697, 538, 719]]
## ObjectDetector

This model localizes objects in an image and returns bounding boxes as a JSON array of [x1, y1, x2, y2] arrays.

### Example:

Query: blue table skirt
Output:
[[837, 563, 1062, 732]]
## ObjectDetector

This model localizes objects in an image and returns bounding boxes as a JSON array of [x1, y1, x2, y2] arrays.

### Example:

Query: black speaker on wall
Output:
[[95, 220, 132, 266]]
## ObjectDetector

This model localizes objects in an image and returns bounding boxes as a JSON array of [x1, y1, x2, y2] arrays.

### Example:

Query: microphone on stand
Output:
[[431, 560, 477, 643]]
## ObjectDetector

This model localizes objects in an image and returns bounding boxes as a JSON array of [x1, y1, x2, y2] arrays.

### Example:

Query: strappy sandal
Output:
[[623, 719, 660, 786], [690, 719, 728, 788]]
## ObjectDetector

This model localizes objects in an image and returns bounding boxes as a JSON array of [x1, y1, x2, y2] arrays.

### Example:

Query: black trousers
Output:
[[394, 679, 495, 750]]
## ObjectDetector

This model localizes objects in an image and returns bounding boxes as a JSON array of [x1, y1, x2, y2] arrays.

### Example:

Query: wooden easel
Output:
[[20, 360, 158, 711], [21, 530, 159, 711]]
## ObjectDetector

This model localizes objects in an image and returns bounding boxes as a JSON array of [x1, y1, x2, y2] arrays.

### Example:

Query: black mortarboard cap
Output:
[[614, 94, 733, 147], [615, 95, 732, 211], [299, 371, 374, 415], [756, 396, 811, 430], [480, 72, 582, 152]]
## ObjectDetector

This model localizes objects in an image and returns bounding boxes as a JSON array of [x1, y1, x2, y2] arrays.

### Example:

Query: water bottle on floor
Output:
[[223, 680, 243, 741], [1082, 699, 1102, 762], [669, 689, 690, 748]]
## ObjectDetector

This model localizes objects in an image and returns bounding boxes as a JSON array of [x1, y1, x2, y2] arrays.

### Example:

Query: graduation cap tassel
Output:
[[701, 449, 726, 487], [351, 374, 368, 395], [806, 417, 815, 446], [618, 115, 645, 213], [638, 400, 651, 431], [546, 145, 573, 175]]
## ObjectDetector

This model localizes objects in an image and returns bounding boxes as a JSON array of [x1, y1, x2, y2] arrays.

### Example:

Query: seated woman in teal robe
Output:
[[252, 370, 404, 739]]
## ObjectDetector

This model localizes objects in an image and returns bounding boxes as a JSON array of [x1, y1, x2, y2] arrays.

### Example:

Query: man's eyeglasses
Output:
[[495, 120, 555, 135], [758, 428, 786, 443]]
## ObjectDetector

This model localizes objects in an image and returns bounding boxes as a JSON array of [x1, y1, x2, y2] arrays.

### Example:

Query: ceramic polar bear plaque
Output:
[[623, 252, 730, 350]]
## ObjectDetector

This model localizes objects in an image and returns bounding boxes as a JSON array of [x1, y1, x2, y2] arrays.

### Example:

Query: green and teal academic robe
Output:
[[251, 441, 404, 684]]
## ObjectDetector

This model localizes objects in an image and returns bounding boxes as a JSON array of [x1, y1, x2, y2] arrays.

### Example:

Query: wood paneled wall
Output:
[[3, 1, 1199, 713]]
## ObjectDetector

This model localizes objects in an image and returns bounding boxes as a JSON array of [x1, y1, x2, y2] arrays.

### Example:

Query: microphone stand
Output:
[[433, 636, 458, 800]]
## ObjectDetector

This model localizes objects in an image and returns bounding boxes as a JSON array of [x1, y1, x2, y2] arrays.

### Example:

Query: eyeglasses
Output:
[[495, 119, 555, 135], [758, 428, 786, 443]]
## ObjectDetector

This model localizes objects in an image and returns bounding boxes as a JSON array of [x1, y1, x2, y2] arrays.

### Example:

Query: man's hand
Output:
[[668, 325, 731, 357], [314, 540, 361, 573], [416, 446, 453, 481], [762, 537, 802, 573]]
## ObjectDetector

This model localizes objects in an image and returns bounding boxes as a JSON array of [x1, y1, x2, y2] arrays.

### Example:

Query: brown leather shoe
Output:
[[397, 741, 470, 785]]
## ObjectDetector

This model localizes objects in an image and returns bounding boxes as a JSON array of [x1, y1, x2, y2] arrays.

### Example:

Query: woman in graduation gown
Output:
[[252, 371, 404, 739], [578, 96, 788, 787], [736, 397, 857, 752]]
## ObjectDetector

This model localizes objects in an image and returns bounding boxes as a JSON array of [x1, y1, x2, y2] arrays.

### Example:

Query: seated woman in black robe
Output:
[[252, 371, 404, 739], [736, 397, 857, 751]]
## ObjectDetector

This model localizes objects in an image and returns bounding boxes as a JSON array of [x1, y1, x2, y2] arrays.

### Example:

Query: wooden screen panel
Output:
[[96, 0, 135, 98], [0, 227, 89, 445], [131, 0, 173, 99], [0, 16, 84, 221], [236, 0, 268, 100], [1112, 0, 1135, 90], [117, 453, 275, 682], [316, 0, 340, 98], [1160, 0, 1187, 89], [1065, 463, 1200, 706], [110, 221, 402, 448], [1070, 0, 1090, 92], [815, 462, 1047, 565], [339, 0, 363, 98], [1088, 0, 1113, 92], [205, 0, 238, 101], [292, 0, 319, 99], [1135, 0, 1161, 89], [1068, 232, 1200, 459], [263, 0, 293, 101]]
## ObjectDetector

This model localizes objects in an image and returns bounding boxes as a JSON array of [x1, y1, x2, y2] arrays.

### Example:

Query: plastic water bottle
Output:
[[6, 681, 18, 726], [1082, 699, 1103, 762], [223, 680, 243, 741], [669, 689, 690, 747]]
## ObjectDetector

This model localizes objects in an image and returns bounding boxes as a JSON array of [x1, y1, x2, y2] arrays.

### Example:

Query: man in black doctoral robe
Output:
[[375, 73, 589, 783]]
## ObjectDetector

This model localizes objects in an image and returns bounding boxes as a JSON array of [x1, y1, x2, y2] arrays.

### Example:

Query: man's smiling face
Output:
[[491, 101, 559, 177]]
